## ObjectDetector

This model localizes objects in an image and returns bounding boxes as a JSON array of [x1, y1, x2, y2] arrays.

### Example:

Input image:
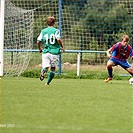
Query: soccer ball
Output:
[[129, 77, 133, 84]]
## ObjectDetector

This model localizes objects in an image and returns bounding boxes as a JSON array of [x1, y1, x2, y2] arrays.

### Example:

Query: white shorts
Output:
[[42, 53, 59, 68]]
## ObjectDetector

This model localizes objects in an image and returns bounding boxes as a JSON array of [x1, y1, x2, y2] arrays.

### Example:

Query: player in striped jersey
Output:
[[104, 35, 133, 82]]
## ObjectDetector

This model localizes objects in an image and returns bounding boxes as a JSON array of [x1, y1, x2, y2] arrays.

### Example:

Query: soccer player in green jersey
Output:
[[37, 16, 65, 86]]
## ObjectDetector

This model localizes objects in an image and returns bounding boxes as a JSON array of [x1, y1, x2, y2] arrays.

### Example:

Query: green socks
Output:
[[46, 71, 55, 84]]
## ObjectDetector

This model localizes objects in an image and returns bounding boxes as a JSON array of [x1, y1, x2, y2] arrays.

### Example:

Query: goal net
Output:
[[117, 0, 133, 15], [3, 0, 34, 76], [1, 0, 133, 76]]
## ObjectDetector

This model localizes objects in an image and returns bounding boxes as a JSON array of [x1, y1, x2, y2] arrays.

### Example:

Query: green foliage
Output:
[[21, 68, 130, 81], [89, 37, 99, 50], [21, 69, 40, 78], [63, 0, 132, 51], [84, 0, 132, 34]]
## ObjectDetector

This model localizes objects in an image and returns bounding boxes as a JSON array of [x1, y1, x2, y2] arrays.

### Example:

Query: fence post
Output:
[[77, 52, 81, 76]]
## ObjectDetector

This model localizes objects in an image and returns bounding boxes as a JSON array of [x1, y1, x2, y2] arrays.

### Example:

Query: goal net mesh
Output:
[[3, 0, 34, 76]]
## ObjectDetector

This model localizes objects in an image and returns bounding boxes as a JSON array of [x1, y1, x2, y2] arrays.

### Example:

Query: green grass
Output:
[[0, 77, 132, 133]]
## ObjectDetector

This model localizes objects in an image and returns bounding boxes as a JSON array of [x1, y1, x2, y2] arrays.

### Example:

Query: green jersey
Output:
[[37, 27, 61, 55]]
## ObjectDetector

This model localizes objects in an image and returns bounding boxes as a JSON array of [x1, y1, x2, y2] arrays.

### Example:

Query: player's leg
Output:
[[45, 54, 59, 85], [118, 60, 133, 76], [45, 67, 56, 86], [124, 63, 133, 76], [40, 67, 48, 81], [104, 59, 115, 82], [123, 62, 133, 83], [126, 66, 133, 84], [126, 67, 133, 76], [40, 53, 50, 81]]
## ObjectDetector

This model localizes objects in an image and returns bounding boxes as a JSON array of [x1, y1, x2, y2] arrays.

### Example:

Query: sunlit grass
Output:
[[0, 77, 132, 133]]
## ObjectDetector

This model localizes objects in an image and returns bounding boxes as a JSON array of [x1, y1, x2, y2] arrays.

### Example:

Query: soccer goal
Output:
[[0, 0, 34, 76]]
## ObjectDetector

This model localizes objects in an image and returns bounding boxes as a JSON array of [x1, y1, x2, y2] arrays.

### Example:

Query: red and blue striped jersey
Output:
[[110, 42, 133, 61]]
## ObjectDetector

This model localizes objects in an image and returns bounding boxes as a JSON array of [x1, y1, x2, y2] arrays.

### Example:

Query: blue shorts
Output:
[[109, 58, 131, 69]]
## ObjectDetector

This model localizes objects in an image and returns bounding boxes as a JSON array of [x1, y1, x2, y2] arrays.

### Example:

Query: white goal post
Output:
[[0, 0, 5, 76]]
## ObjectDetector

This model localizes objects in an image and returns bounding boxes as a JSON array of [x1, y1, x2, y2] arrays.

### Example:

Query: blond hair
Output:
[[46, 16, 56, 26], [122, 35, 130, 42]]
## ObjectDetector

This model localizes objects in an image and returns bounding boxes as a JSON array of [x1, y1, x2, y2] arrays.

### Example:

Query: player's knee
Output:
[[107, 60, 114, 67], [107, 65, 112, 69], [127, 67, 133, 75], [42, 67, 48, 72]]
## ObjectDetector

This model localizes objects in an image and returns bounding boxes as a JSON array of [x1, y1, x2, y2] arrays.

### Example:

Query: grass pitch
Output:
[[0, 77, 132, 133]]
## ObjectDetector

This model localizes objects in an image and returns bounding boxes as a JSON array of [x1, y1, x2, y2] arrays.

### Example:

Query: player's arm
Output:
[[57, 38, 65, 52], [106, 43, 117, 58], [37, 32, 43, 53], [129, 48, 133, 59], [106, 48, 112, 58], [37, 41, 43, 53], [55, 29, 65, 52]]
